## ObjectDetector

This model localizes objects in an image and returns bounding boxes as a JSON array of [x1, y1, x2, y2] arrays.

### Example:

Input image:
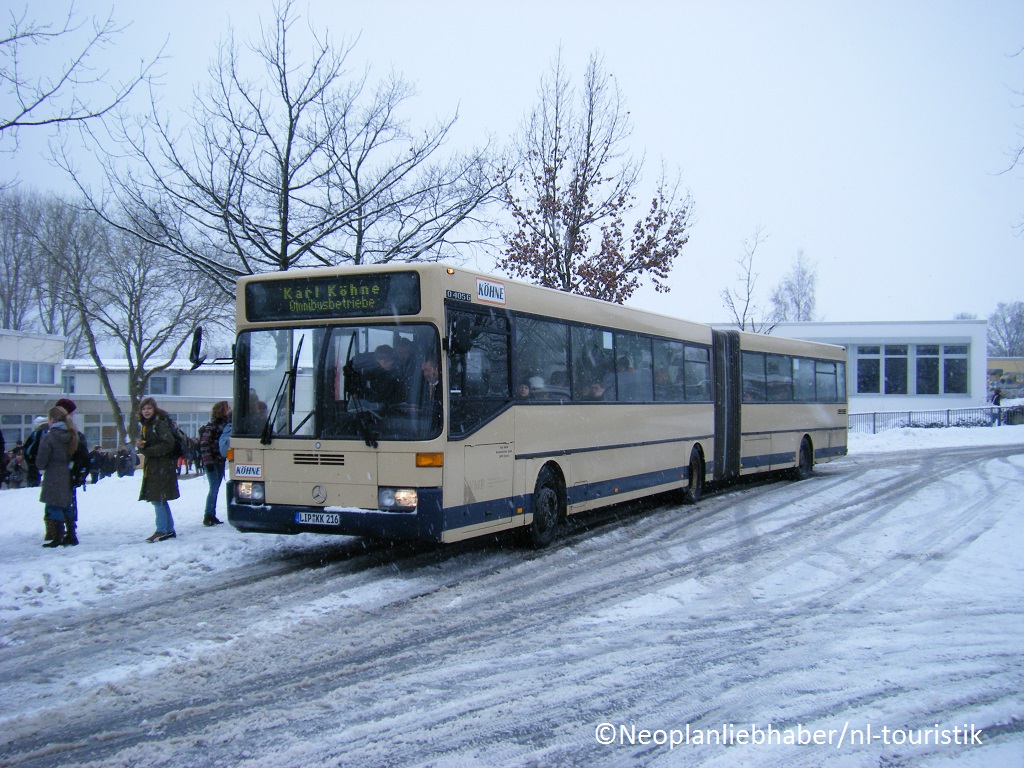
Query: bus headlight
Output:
[[236, 481, 266, 504], [378, 487, 418, 512]]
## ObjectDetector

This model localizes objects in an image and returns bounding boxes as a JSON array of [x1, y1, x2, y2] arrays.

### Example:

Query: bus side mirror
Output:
[[189, 327, 206, 370], [448, 316, 473, 356]]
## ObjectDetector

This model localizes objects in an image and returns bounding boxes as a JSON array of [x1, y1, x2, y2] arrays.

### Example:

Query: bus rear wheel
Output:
[[527, 467, 562, 549], [683, 447, 704, 505]]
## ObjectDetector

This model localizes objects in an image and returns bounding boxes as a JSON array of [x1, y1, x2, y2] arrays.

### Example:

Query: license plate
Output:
[[295, 512, 340, 526]]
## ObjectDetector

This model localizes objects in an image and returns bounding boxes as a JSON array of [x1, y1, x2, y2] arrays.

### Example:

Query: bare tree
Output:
[[498, 50, 692, 303], [33, 201, 226, 444], [721, 226, 778, 333], [69, 0, 499, 296], [988, 301, 1024, 356], [769, 249, 817, 322], [0, 3, 160, 151], [27, 195, 88, 355], [0, 187, 44, 330]]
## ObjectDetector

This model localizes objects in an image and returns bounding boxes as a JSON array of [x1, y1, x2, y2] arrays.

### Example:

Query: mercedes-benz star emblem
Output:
[[311, 484, 328, 504]]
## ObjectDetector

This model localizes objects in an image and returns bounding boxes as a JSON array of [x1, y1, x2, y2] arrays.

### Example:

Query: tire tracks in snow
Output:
[[2, 445, 1023, 767]]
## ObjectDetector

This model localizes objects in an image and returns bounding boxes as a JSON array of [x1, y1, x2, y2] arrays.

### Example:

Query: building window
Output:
[[916, 345, 939, 395], [857, 342, 969, 397], [884, 345, 908, 395], [62, 373, 76, 393], [856, 346, 880, 394], [0, 360, 57, 385], [944, 345, 968, 394], [144, 375, 181, 396]]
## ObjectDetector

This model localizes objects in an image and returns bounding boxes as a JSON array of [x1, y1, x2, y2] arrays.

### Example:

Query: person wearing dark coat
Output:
[[54, 398, 82, 528], [87, 445, 105, 484], [23, 416, 48, 488], [197, 400, 231, 526], [136, 397, 180, 542], [37, 406, 79, 548]]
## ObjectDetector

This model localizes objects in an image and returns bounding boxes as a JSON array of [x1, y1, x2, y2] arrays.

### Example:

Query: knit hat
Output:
[[32, 416, 48, 427], [55, 398, 77, 414]]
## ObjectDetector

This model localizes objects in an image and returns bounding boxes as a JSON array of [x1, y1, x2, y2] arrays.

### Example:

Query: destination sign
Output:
[[245, 272, 421, 322]]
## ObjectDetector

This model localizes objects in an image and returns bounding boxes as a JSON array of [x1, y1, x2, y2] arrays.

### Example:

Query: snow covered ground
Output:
[[1, 426, 1022, 767]]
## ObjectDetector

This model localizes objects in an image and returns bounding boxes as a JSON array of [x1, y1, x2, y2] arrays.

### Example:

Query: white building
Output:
[[770, 320, 989, 414], [0, 330, 233, 450], [59, 359, 234, 449], [0, 329, 65, 447]]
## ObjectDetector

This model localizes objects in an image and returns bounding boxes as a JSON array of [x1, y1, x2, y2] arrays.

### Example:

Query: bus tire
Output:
[[683, 447, 704, 505], [527, 466, 563, 549], [792, 437, 813, 481]]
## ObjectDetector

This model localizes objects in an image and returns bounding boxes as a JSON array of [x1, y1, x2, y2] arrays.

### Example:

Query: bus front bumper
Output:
[[227, 487, 444, 542]]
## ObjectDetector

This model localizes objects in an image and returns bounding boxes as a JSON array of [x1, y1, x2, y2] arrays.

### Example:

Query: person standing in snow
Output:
[[197, 400, 230, 526], [6, 451, 27, 489], [136, 397, 179, 542], [37, 406, 79, 548], [54, 398, 84, 538], [991, 387, 1003, 426]]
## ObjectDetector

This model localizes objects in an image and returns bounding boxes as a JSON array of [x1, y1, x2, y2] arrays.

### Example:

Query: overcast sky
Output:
[[5, 0, 1024, 324]]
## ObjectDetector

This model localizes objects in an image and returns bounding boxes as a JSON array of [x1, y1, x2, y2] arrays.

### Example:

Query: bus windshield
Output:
[[234, 323, 442, 444]]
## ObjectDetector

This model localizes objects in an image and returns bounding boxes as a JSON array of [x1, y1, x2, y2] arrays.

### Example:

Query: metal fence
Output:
[[849, 406, 1024, 435]]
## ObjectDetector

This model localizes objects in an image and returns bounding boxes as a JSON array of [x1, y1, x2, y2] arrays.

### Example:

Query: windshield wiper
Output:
[[260, 335, 304, 446]]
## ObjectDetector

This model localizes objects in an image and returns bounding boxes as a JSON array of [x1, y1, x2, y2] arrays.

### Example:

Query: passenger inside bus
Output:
[[348, 345, 404, 405], [416, 358, 444, 430]]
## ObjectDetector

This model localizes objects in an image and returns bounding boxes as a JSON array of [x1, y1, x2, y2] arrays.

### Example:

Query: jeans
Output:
[[45, 503, 72, 522], [205, 464, 225, 519], [153, 501, 175, 534]]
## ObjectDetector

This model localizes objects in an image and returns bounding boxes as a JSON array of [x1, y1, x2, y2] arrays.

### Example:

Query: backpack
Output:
[[69, 438, 91, 489], [163, 416, 190, 459], [198, 421, 224, 464], [23, 427, 45, 465]]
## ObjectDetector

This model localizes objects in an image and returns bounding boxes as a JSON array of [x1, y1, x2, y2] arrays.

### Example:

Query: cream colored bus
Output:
[[224, 264, 847, 546]]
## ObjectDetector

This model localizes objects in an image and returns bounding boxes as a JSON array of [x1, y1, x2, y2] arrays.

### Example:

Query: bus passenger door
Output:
[[712, 330, 742, 482]]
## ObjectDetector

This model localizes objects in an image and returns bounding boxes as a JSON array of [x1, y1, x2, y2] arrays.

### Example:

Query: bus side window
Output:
[[447, 308, 512, 436]]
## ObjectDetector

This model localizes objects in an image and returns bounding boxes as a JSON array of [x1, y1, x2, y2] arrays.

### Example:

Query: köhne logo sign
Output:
[[476, 278, 506, 305]]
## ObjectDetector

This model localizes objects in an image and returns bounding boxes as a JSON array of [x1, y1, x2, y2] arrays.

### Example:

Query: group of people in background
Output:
[[26, 397, 232, 547], [2, 436, 134, 491]]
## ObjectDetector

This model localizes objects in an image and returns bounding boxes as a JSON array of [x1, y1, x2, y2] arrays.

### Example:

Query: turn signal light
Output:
[[416, 452, 444, 467]]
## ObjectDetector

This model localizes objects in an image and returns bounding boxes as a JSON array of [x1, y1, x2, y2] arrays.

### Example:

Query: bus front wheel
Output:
[[527, 467, 563, 549]]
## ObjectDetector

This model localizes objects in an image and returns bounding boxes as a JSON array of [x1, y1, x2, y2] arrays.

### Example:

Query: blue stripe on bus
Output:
[[228, 444, 845, 542]]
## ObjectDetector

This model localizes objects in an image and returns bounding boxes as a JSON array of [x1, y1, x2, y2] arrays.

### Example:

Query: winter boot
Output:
[[62, 521, 79, 546], [42, 521, 64, 548], [44, 518, 58, 542]]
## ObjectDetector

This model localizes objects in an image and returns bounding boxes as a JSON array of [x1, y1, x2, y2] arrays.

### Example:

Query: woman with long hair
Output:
[[198, 400, 231, 526], [136, 397, 180, 542]]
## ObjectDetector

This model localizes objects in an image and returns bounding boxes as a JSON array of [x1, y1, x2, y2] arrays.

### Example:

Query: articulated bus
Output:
[[224, 264, 847, 546]]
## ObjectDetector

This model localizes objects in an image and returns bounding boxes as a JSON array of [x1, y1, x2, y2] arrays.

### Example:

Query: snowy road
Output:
[[2, 441, 1023, 767]]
